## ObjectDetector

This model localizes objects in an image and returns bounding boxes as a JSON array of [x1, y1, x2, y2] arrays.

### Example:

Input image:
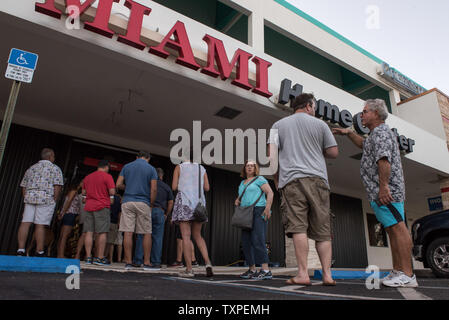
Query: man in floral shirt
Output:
[[17, 148, 64, 257], [333, 99, 417, 288]]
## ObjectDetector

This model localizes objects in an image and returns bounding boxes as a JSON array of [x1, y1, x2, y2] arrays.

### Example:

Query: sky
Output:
[[286, 0, 449, 95]]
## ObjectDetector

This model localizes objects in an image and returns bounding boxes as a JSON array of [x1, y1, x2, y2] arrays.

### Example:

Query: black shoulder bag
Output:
[[193, 164, 208, 223], [231, 176, 263, 230]]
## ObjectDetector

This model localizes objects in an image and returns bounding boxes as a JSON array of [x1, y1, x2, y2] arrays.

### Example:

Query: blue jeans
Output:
[[133, 207, 166, 265], [241, 206, 269, 266]]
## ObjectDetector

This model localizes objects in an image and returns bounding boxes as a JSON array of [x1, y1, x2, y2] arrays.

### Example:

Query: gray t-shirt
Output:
[[360, 123, 405, 203], [268, 113, 337, 189]]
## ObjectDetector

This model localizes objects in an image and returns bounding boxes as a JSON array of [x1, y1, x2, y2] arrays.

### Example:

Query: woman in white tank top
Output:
[[172, 160, 213, 278]]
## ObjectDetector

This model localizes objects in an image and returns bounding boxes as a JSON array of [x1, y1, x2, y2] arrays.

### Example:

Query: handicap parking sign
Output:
[[5, 48, 39, 83]]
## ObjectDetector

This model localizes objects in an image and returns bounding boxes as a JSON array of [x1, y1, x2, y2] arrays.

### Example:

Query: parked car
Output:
[[412, 210, 449, 278]]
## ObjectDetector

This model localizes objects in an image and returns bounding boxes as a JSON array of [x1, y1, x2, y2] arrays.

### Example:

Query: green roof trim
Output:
[[274, 0, 383, 63], [274, 0, 427, 91]]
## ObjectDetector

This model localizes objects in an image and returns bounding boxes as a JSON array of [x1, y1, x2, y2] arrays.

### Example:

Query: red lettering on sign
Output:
[[251, 56, 273, 98], [65, 0, 96, 15], [35, 0, 62, 19], [34, 2, 273, 98], [67, 0, 120, 38], [117, 0, 152, 50], [149, 21, 201, 71], [201, 34, 253, 90]]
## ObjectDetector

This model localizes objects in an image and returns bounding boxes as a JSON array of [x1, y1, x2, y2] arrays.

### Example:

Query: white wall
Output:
[[397, 91, 446, 140]]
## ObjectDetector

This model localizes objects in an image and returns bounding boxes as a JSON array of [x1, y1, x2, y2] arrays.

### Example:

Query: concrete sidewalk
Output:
[[80, 262, 303, 276], [80, 262, 435, 278]]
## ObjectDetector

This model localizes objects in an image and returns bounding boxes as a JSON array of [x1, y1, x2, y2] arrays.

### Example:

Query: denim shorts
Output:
[[370, 201, 405, 228]]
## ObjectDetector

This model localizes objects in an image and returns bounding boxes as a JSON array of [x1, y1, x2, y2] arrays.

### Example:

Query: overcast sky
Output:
[[286, 0, 449, 95]]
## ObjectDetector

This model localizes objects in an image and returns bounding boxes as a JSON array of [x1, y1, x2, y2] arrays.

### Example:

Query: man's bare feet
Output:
[[285, 276, 312, 286]]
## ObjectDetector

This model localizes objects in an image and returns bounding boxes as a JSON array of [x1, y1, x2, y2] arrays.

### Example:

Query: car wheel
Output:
[[426, 237, 449, 278]]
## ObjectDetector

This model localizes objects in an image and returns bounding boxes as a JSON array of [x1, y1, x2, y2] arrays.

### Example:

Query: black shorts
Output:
[[62, 213, 77, 227]]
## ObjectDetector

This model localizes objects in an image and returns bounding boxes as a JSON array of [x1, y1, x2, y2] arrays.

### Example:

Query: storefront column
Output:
[[284, 236, 321, 268], [441, 178, 449, 210], [389, 89, 401, 116]]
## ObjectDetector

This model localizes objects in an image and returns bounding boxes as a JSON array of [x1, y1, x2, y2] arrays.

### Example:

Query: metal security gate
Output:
[[330, 193, 368, 268]]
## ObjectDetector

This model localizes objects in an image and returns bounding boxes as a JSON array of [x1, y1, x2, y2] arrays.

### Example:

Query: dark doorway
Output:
[[330, 193, 368, 268]]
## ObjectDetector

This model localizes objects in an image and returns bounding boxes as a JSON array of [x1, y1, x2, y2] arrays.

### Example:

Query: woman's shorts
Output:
[[62, 213, 77, 227]]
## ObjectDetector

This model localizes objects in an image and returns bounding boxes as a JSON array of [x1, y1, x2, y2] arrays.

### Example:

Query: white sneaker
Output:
[[178, 270, 194, 278], [382, 272, 418, 288], [380, 270, 399, 284]]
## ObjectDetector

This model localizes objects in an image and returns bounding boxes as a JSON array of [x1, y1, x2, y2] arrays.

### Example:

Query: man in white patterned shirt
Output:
[[17, 148, 64, 257]]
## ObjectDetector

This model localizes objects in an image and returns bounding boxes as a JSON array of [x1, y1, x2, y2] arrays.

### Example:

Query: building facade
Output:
[[1, 0, 449, 269]]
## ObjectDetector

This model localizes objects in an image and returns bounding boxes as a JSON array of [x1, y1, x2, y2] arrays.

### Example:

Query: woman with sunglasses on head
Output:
[[235, 160, 274, 280]]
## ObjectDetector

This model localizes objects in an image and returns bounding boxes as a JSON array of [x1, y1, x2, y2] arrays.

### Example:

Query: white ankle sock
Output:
[[17, 249, 25, 253]]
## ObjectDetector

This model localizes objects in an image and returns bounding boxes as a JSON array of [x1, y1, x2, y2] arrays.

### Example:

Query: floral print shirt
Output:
[[20, 160, 64, 205], [360, 123, 405, 203]]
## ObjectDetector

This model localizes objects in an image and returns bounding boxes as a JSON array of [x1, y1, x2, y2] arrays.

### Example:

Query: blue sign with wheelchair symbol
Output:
[[8, 48, 39, 70]]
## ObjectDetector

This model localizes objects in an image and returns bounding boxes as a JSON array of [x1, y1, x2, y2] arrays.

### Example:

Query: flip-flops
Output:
[[285, 278, 312, 286], [322, 280, 337, 286]]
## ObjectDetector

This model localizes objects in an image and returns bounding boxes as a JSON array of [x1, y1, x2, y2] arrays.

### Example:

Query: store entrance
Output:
[[57, 139, 180, 263]]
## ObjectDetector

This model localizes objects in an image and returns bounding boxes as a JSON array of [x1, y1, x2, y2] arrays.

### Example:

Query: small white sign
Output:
[[5, 64, 35, 83]]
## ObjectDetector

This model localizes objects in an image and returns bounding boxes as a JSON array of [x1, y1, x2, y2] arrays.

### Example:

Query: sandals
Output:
[[285, 278, 312, 286]]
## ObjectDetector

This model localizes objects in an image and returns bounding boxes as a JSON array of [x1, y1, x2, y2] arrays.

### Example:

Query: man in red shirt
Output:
[[82, 160, 116, 265]]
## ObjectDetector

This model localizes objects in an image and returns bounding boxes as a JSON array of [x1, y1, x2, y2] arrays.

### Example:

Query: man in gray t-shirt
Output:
[[269, 109, 338, 189], [268, 93, 338, 286]]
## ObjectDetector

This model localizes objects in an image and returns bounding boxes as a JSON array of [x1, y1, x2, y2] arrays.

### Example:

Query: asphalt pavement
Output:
[[1, 263, 448, 301]]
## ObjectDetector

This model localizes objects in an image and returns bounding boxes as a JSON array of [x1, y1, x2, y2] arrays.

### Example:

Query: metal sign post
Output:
[[0, 80, 22, 167], [0, 49, 39, 169]]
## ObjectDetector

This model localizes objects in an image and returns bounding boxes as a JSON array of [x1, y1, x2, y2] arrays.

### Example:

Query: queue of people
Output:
[[14, 94, 417, 287]]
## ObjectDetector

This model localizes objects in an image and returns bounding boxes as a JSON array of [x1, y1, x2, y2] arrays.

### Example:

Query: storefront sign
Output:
[[34, 0, 273, 98], [378, 63, 426, 96], [279, 78, 416, 153], [428, 196, 443, 212]]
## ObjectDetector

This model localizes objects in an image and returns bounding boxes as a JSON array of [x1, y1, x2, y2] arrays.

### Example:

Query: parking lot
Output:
[[1, 263, 448, 301]]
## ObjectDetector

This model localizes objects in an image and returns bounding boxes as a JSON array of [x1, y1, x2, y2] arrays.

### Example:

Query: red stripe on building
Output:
[[441, 187, 449, 193]]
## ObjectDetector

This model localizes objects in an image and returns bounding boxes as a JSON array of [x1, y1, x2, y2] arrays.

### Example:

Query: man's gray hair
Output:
[[365, 99, 388, 121], [40, 148, 54, 160], [156, 168, 164, 178]]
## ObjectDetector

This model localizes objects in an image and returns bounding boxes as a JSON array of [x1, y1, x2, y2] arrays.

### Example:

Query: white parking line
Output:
[[328, 281, 449, 290], [170, 277, 393, 300], [398, 288, 433, 300]]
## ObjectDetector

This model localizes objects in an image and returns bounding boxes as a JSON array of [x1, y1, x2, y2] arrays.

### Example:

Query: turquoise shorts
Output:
[[370, 201, 405, 228]]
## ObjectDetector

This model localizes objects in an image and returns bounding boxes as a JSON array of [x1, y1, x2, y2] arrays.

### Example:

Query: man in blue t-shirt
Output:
[[133, 168, 174, 268], [116, 151, 157, 270]]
